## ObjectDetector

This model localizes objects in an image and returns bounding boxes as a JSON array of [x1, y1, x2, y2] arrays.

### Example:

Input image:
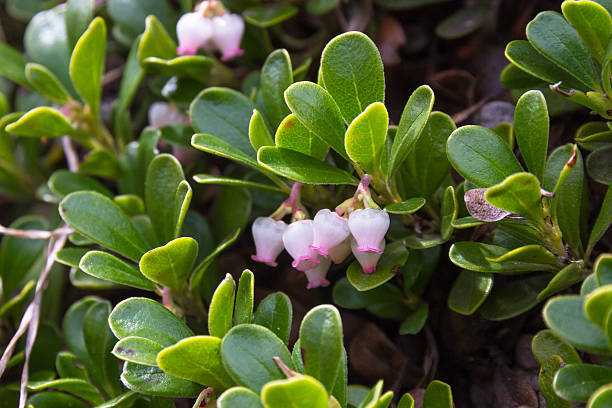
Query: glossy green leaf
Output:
[[0, 279, 34, 317], [284, 82, 348, 159], [60, 191, 149, 261], [299, 305, 343, 392], [25, 63, 70, 103], [532, 329, 581, 365], [145, 154, 191, 245], [218, 387, 264, 408], [485, 172, 544, 221], [423, 380, 453, 408], [537, 263, 583, 301], [120, 362, 201, 398], [48, 170, 112, 198], [5, 107, 78, 139], [543, 295, 611, 354], [66, 0, 94, 49], [480, 274, 551, 320], [208, 273, 236, 338], [78, 148, 120, 179], [143, 55, 214, 82], [275, 113, 328, 160], [385, 198, 426, 214], [249, 109, 274, 151], [70, 17, 106, 117], [399, 303, 429, 335], [389, 85, 434, 176], [447, 125, 523, 187], [253, 292, 293, 345], [192, 133, 259, 168], [190, 87, 255, 159], [26, 392, 89, 408], [514, 90, 549, 180], [345, 102, 388, 174], [139, 237, 198, 292], [109, 297, 193, 347], [346, 241, 409, 291], [447, 270, 493, 315], [95, 392, 139, 408], [561, 0, 612, 64], [440, 185, 458, 241], [221, 324, 294, 393], [554, 364, 612, 402], [258, 147, 358, 185], [539, 355, 571, 408], [575, 122, 612, 151], [584, 285, 612, 328], [331, 347, 347, 408], [589, 384, 612, 408], [138, 15, 177, 63], [527, 11, 601, 91], [243, 4, 298, 27], [261, 49, 293, 128], [0, 42, 28, 87], [234, 270, 254, 326], [193, 174, 284, 194], [261, 375, 329, 408], [112, 336, 164, 366], [320, 31, 384, 123], [157, 335, 234, 389], [587, 145, 612, 185], [79, 250, 156, 290]]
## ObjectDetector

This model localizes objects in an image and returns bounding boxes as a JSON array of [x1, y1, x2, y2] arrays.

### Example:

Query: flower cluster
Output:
[[176, 1, 244, 61], [251, 177, 390, 289]]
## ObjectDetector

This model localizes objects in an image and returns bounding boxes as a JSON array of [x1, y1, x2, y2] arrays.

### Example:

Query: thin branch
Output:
[[0, 224, 73, 240], [62, 137, 79, 172], [102, 65, 125, 87]]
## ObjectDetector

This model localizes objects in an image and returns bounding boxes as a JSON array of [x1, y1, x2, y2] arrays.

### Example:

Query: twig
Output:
[[451, 98, 489, 124], [102, 65, 125, 87], [0, 224, 73, 240], [62, 137, 79, 172]]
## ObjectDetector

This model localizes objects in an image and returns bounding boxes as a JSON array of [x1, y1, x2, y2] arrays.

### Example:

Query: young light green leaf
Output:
[[70, 17, 106, 117], [584, 285, 612, 328], [112, 336, 164, 366], [423, 380, 453, 408], [514, 90, 549, 180], [253, 292, 293, 344], [485, 172, 544, 221], [79, 148, 120, 179], [217, 387, 264, 408], [532, 329, 581, 365], [208, 273, 236, 338], [537, 263, 583, 301], [249, 109, 274, 151], [261, 49, 293, 128], [139, 237, 198, 292], [25, 63, 71, 103], [79, 251, 156, 290], [138, 15, 177, 63], [234, 270, 254, 325], [595, 254, 612, 286], [561, 0, 612, 64], [538, 355, 571, 408], [261, 375, 329, 408], [588, 384, 612, 408], [345, 102, 388, 174], [275, 113, 329, 160], [6, 107, 79, 139]]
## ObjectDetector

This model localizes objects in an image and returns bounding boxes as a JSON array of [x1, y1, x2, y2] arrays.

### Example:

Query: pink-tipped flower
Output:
[[251, 217, 287, 267], [176, 12, 213, 55], [211, 13, 244, 61], [304, 256, 332, 289], [328, 238, 351, 264], [282, 220, 320, 272], [309, 209, 350, 256], [148, 102, 188, 129], [348, 208, 389, 254], [351, 237, 385, 274]]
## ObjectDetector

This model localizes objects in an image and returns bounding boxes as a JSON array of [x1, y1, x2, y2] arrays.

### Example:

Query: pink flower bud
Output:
[[328, 238, 351, 264], [309, 209, 350, 256], [282, 220, 320, 272], [148, 102, 188, 129], [211, 13, 244, 61], [351, 237, 385, 274], [348, 209, 389, 253], [176, 12, 213, 55], [304, 256, 332, 289], [251, 217, 287, 267]]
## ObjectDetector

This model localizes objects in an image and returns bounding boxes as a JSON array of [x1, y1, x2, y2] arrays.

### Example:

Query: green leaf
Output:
[[261, 49, 293, 128], [145, 154, 191, 245], [447, 270, 493, 315], [306, 0, 339, 14], [138, 15, 177, 63], [0, 42, 28, 86], [253, 292, 293, 345], [120, 362, 201, 398], [500, 63, 546, 89], [480, 274, 551, 320], [582, 274, 600, 295], [562, 0, 612, 64], [284, 82, 348, 159], [388, 85, 434, 176], [194, 174, 284, 194], [243, 4, 298, 27], [143, 55, 214, 83], [208, 273, 236, 338], [48, 170, 113, 198], [56, 351, 88, 380], [60, 191, 149, 261], [189, 229, 240, 293], [249, 109, 274, 151], [66, 0, 94, 49], [79, 250, 156, 290], [532, 329, 581, 365], [114, 195, 145, 216], [537, 263, 583, 301], [543, 295, 611, 354], [139, 237, 198, 291], [423, 380, 453, 408], [587, 145, 612, 185], [258, 147, 358, 185], [261, 376, 329, 408], [27, 379, 104, 405], [589, 384, 612, 408], [5, 107, 79, 139], [218, 387, 264, 408], [107, 0, 177, 39], [554, 364, 612, 402], [435, 4, 488, 39], [514, 90, 549, 180], [346, 241, 410, 291], [275, 113, 329, 160], [527, 11, 601, 91], [400, 111, 456, 198], [234, 270, 254, 326], [440, 185, 458, 241], [485, 172, 544, 221], [25, 63, 70, 103], [596, 254, 612, 286], [320, 31, 384, 124], [584, 285, 612, 328], [192, 133, 259, 168], [70, 17, 106, 117], [109, 297, 193, 347], [399, 303, 429, 335], [539, 355, 571, 408], [157, 335, 234, 389], [190, 87, 256, 159], [114, 36, 144, 144], [79, 148, 120, 179], [447, 125, 523, 187], [221, 324, 295, 394], [345, 102, 388, 174], [211, 186, 251, 241], [398, 393, 415, 408], [112, 336, 164, 366], [26, 392, 89, 408], [385, 198, 426, 214], [332, 347, 347, 408]]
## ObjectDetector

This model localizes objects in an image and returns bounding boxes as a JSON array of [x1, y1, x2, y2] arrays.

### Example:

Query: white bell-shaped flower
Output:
[[250, 217, 287, 267], [282, 220, 320, 272], [304, 256, 332, 289], [351, 237, 385, 274], [148, 102, 188, 129], [348, 208, 389, 253], [176, 12, 213, 55], [211, 13, 245, 61], [309, 209, 350, 256], [328, 238, 351, 264]]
